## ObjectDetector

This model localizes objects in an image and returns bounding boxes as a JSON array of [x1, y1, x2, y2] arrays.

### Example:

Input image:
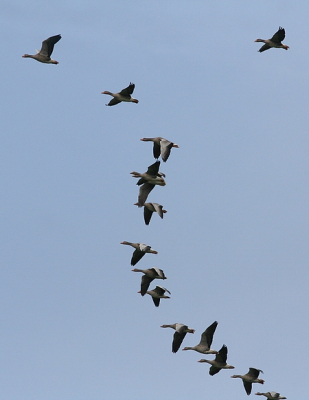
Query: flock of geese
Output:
[[22, 27, 289, 398]]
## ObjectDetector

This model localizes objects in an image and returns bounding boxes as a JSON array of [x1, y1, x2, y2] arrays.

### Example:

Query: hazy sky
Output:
[[1, 1, 308, 399]]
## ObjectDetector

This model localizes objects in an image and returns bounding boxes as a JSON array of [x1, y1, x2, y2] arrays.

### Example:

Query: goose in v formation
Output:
[[132, 267, 166, 295], [231, 368, 265, 395], [22, 35, 61, 64], [101, 82, 138, 106], [255, 27, 289, 52], [182, 321, 218, 354], [134, 202, 167, 225], [161, 323, 195, 353], [140, 137, 179, 162], [120, 241, 158, 266], [198, 344, 235, 376], [140, 285, 171, 307], [131, 161, 166, 207]]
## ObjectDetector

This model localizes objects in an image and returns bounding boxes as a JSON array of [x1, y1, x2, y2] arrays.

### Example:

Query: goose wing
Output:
[[40, 35, 61, 57], [153, 141, 161, 159], [172, 327, 187, 353], [152, 203, 164, 218], [200, 321, 218, 347], [152, 267, 166, 279], [160, 139, 174, 162], [147, 161, 160, 176], [243, 381, 253, 396], [131, 249, 145, 266], [215, 344, 227, 363], [152, 297, 160, 307], [143, 206, 154, 225], [138, 183, 155, 207], [138, 243, 151, 252], [119, 82, 135, 97], [248, 368, 263, 379], [271, 27, 285, 43], [140, 275, 154, 296], [258, 44, 271, 52], [106, 98, 121, 106], [209, 366, 221, 376], [154, 286, 170, 295]]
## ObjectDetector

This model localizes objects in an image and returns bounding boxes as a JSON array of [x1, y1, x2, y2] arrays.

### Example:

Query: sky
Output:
[[1, 1, 308, 399]]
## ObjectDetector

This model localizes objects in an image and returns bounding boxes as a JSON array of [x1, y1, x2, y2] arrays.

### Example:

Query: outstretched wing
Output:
[[131, 249, 145, 266], [152, 267, 166, 279], [155, 286, 171, 295], [152, 297, 160, 307], [138, 183, 155, 207], [172, 330, 187, 353], [119, 82, 135, 96], [248, 368, 263, 379], [200, 321, 218, 347], [215, 344, 227, 364], [243, 381, 252, 396], [146, 161, 160, 175], [143, 206, 153, 225], [153, 142, 161, 159], [209, 366, 221, 376], [106, 98, 121, 106], [40, 35, 61, 57], [271, 27, 285, 43], [160, 139, 174, 162], [152, 203, 164, 219], [258, 44, 271, 52], [140, 275, 153, 295]]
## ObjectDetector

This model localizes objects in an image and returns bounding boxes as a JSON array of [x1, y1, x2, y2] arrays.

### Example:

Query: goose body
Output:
[[142, 285, 171, 307], [135, 202, 167, 225], [182, 321, 218, 354], [140, 137, 179, 162], [22, 35, 61, 64], [121, 241, 158, 266], [198, 344, 234, 376], [255, 27, 289, 52], [101, 83, 138, 106], [255, 392, 286, 399], [132, 267, 166, 295], [131, 161, 166, 207], [231, 368, 265, 395], [161, 323, 195, 353]]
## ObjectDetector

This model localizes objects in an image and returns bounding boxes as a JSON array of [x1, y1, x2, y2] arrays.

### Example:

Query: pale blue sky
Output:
[[1, 1, 308, 399]]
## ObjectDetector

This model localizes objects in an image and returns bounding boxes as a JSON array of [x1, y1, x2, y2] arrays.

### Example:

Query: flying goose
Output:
[[140, 137, 179, 162], [198, 344, 235, 375], [120, 241, 158, 266], [134, 202, 167, 225], [101, 82, 138, 106], [141, 285, 170, 307], [231, 368, 265, 395], [255, 393, 286, 399], [131, 161, 166, 207], [161, 323, 195, 353], [132, 267, 166, 295], [22, 35, 61, 64], [182, 321, 218, 354], [255, 27, 289, 52]]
